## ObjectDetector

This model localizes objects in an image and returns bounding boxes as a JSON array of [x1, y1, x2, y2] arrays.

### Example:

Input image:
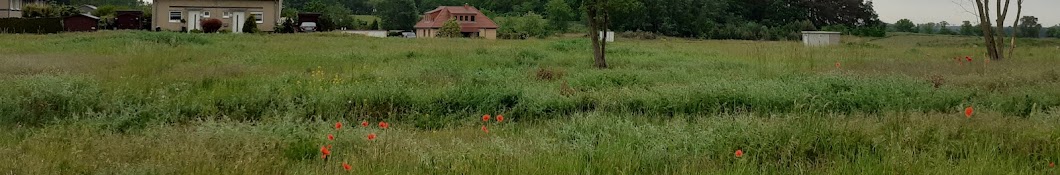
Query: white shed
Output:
[[801, 31, 841, 46], [598, 31, 615, 42]]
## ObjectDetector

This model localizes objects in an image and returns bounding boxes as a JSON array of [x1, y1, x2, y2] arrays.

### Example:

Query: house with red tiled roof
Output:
[[414, 4, 499, 39]]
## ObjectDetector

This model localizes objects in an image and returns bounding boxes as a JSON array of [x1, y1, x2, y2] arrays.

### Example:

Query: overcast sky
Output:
[[873, 0, 1059, 26], [139, 0, 1057, 26]]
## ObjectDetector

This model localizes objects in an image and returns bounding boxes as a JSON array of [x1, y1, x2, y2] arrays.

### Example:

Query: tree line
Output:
[[280, 0, 885, 40], [891, 17, 1055, 38]]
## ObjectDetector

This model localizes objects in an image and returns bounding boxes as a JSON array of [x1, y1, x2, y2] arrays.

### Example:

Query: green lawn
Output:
[[0, 31, 1058, 174]]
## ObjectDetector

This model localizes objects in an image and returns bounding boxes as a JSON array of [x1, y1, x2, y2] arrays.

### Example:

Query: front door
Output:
[[231, 12, 245, 33], [187, 11, 201, 32]]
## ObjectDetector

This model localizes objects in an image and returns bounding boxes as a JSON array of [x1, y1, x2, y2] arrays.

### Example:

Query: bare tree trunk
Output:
[[1007, 0, 1022, 59], [993, 0, 1011, 60], [975, 0, 1000, 60], [586, 0, 608, 69]]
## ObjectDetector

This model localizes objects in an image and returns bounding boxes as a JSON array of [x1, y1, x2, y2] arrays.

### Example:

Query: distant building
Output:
[[414, 4, 498, 39], [115, 11, 143, 30], [801, 31, 841, 46], [0, 0, 44, 18], [152, 0, 281, 33], [64, 13, 99, 32], [79, 4, 97, 14]]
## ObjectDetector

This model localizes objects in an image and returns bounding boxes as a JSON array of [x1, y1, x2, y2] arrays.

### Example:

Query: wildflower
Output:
[[1050, 162, 1055, 168], [335, 122, 343, 130], [328, 134, 335, 141], [361, 120, 369, 127], [379, 121, 389, 129], [321, 146, 331, 159], [966, 56, 972, 62], [482, 114, 491, 122], [343, 162, 352, 171], [735, 149, 744, 158], [367, 133, 376, 141], [965, 106, 974, 118], [835, 62, 841, 69], [481, 125, 489, 133], [497, 115, 504, 122]]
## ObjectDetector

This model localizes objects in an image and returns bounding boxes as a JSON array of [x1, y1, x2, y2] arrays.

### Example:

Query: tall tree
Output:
[[1047, 25, 1060, 38], [545, 0, 574, 32], [938, 21, 955, 35], [918, 22, 938, 34], [959, 21, 979, 36], [893, 19, 916, 32], [375, 0, 420, 30], [1015, 16, 1039, 38]]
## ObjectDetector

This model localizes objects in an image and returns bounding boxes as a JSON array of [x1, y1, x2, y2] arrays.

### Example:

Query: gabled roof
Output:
[[414, 5, 499, 31], [66, 13, 100, 20]]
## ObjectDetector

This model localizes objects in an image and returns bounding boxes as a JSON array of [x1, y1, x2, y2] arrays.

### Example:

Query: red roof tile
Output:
[[414, 5, 499, 31]]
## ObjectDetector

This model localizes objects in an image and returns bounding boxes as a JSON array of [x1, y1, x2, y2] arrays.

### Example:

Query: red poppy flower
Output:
[[361, 120, 369, 127], [367, 133, 376, 141], [328, 134, 335, 141], [1050, 162, 1055, 168], [379, 121, 389, 129], [497, 115, 504, 122], [735, 149, 744, 158], [481, 125, 489, 133], [482, 114, 491, 122], [320, 146, 331, 159], [965, 106, 974, 118], [335, 122, 343, 130], [834, 62, 841, 69], [342, 162, 352, 171], [966, 56, 972, 62]]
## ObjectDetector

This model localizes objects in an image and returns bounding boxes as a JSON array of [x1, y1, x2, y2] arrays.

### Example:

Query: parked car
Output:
[[300, 22, 317, 32]]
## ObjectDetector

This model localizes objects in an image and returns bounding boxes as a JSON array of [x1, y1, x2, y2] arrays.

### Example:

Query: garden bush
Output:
[[201, 18, 223, 33], [0, 18, 63, 34]]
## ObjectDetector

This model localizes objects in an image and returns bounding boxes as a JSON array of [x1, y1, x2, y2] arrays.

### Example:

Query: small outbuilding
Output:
[[115, 11, 143, 30], [63, 13, 99, 32], [801, 31, 841, 46]]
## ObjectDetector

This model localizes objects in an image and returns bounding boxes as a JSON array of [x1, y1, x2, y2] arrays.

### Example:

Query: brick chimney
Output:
[[464, 3, 470, 9]]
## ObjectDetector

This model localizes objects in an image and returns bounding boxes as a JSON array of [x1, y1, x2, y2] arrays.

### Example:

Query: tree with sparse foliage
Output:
[[243, 15, 258, 33], [437, 19, 462, 38], [893, 19, 916, 32]]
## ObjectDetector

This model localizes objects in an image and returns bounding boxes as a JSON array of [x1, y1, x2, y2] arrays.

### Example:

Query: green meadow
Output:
[[1, 31, 1059, 174]]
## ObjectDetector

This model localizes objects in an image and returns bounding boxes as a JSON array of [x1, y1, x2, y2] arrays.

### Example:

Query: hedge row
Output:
[[0, 18, 63, 34]]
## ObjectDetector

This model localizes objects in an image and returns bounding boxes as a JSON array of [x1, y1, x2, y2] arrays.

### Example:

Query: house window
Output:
[[470, 16, 475, 22], [223, 11, 231, 18], [250, 12, 264, 24], [12, 0, 20, 10], [203, 11, 210, 18], [169, 11, 182, 23]]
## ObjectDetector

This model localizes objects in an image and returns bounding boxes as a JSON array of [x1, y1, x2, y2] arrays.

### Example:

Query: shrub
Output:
[[243, 15, 258, 33], [200, 18, 223, 33], [0, 18, 64, 34]]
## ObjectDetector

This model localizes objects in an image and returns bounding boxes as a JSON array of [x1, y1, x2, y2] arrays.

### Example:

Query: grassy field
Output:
[[1, 31, 1059, 174]]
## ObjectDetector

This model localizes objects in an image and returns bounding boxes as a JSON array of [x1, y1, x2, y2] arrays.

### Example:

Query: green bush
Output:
[[0, 18, 64, 34], [243, 15, 258, 33]]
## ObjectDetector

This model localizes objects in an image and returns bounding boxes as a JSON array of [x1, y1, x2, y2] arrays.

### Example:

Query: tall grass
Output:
[[1, 31, 1059, 173], [1, 32, 1057, 127]]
